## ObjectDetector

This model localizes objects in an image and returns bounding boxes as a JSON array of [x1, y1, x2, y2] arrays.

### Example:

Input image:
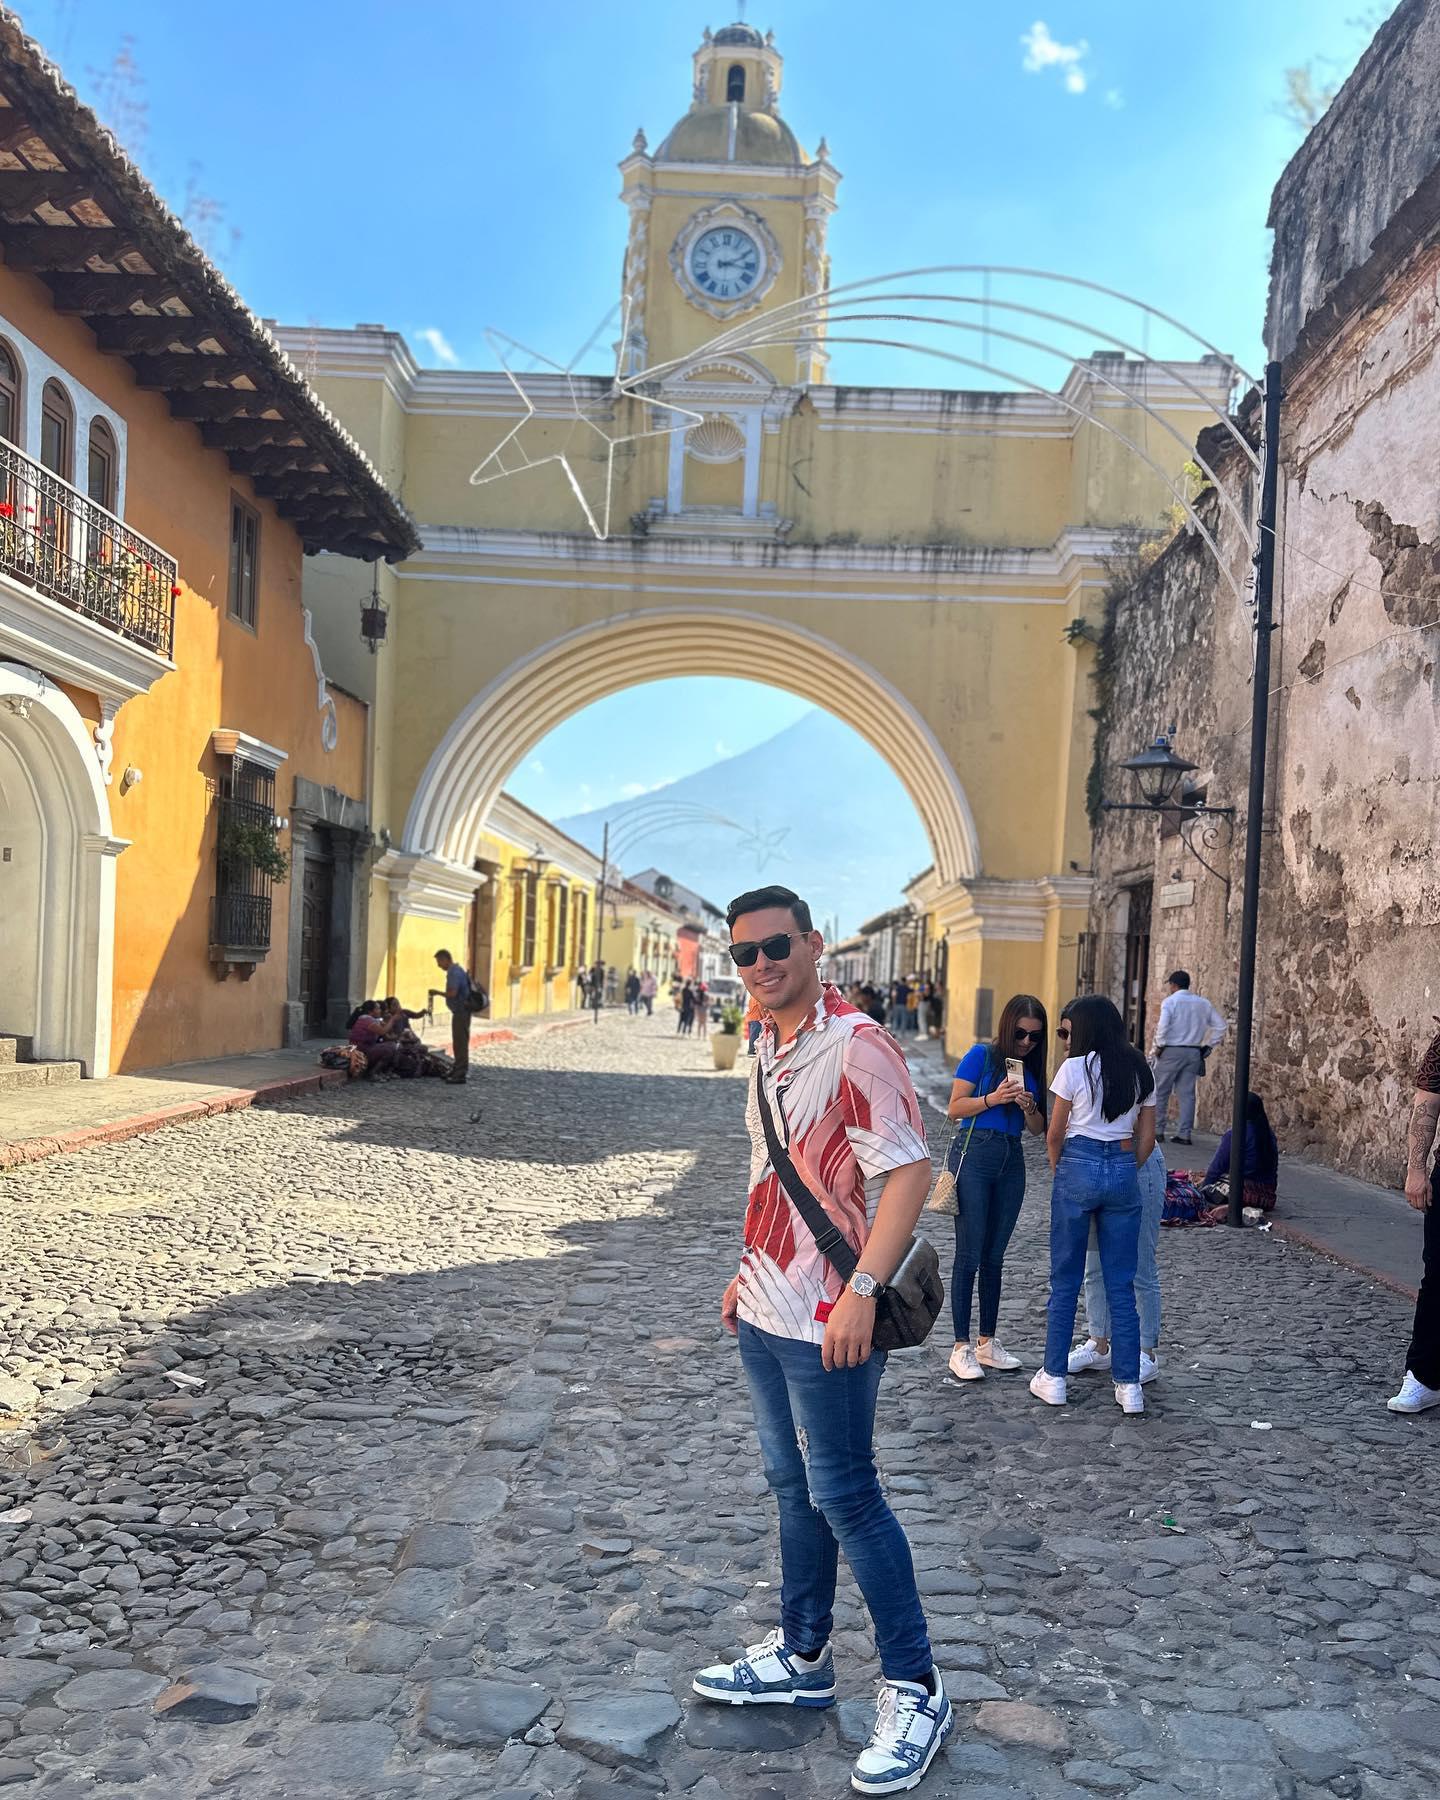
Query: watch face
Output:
[[689, 226, 762, 302]]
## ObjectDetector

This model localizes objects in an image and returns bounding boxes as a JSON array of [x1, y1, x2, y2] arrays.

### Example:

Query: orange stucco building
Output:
[[0, 17, 415, 1079]]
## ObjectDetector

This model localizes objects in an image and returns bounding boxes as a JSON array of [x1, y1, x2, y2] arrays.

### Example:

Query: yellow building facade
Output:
[[282, 22, 1226, 1053]]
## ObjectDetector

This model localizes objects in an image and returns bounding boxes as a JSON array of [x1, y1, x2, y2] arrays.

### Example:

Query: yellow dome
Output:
[[658, 105, 806, 167]]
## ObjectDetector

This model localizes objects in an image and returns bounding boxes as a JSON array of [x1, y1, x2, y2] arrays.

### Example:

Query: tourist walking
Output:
[[1388, 1026, 1440, 1413], [1150, 970, 1227, 1145], [1057, 1002, 1167, 1387], [639, 969, 657, 1016], [696, 884, 952, 1794], [1031, 995, 1156, 1415], [625, 969, 641, 1015], [433, 949, 472, 1086], [943, 995, 1047, 1383], [678, 981, 696, 1036]]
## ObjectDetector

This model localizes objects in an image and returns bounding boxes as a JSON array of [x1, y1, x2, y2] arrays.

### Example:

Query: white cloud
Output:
[[529, 759, 545, 776], [714, 738, 732, 758], [1021, 21, 1090, 95], [619, 778, 674, 799], [416, 326, 460, 367], [1104, 87, 1125, 109]]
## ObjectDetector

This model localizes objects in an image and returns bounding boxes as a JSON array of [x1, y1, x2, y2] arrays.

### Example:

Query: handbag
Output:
[[754, 1067, 945, 1352], [926, 1049, 991, 1215]]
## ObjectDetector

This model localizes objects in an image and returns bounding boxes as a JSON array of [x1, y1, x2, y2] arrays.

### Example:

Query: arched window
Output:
[[726, 63, 746, 102], [40, 380, 73, 482], [87, 418, 117, 511], [0, 342, 20, 448]]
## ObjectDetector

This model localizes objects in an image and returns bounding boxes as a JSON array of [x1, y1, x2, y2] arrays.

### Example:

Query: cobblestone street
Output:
[[1, 1016, 1438, 1799]]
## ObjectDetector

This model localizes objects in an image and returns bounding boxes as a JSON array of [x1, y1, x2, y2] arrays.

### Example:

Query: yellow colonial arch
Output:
[[403, 604, 981, 885]]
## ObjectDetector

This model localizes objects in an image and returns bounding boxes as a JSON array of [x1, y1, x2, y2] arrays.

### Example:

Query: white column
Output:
[[667, 428, 686, 515], [742, 410, 762, 518]]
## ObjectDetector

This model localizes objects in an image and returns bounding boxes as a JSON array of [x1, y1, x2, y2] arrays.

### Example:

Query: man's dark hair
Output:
[[726, 884, 813, 934], [1166, 969, 1190, 989]]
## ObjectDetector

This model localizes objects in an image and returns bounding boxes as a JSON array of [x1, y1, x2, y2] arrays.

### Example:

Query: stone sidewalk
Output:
[[0, 1015, 1437, 1798], [0, 1011, 593, 1171]]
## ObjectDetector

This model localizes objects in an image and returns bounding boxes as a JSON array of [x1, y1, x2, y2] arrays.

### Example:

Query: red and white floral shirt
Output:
[[738, 984, 929, 1345]]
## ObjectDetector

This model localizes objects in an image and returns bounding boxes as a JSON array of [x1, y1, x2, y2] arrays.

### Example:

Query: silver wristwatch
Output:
[[848, 1272, 882, 1300]]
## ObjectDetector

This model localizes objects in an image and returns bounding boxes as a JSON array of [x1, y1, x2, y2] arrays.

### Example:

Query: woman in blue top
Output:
[[945, 994, 1048, 1382]]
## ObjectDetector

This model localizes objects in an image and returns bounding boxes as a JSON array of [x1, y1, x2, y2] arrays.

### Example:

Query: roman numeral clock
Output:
[[670, 202, 782, 321]]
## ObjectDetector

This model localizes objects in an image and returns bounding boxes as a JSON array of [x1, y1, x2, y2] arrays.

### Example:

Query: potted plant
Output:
[[711, 1000, 745, 1071], [218, 815, 290, 883]]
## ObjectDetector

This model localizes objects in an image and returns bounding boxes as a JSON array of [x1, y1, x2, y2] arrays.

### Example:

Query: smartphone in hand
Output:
[[1005, 1056, 1025, 1088]]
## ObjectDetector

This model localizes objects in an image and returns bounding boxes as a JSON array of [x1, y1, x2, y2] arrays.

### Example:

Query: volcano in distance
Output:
[[553, 709, 932, 938]]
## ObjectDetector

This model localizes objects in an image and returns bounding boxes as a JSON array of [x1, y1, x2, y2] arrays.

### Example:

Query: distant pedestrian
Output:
[[433, 950, 471, 1086], [890, 977, 908, 1030], [1062, 1000, 1168, 1388], [697, 884, 953, 1793], [694, 979, 709, 1028], [639, 970, 657, 1016], [1388, 1027, 1440, 1414], [589, 961, 606, 1009], [743, 989, 763, 1056], [860, 984, 887, 1025], [943, 995, 1047, 1383], [1032, 995, 1156, 1415], [1150, 970, 1226, 1145], [678, 981, 696, 1036], [625, 969, 641, 1015]]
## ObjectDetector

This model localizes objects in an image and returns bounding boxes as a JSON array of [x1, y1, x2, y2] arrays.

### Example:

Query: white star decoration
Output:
[[738, 821, 791, 872], [469, 299, 703, 541]]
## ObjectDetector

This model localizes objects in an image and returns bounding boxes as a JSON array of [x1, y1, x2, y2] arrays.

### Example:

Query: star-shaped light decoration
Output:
[[737, 820, 791, 873], [469, 298, 704, 541]]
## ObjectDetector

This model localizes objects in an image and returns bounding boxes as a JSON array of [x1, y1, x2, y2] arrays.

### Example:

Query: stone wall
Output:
[[1266, 0, 1440, 361]]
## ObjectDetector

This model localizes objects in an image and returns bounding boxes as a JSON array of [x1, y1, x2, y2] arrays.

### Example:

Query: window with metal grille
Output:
[[0, 341, 21, 448], [228, 496, 260, 628], [556, 883, 569, 968], [40, 379, 73, 480], [87, 418, 117, 511], [522, 871, 538, 966], [211, 758, 278, 950], [574, 890, 589, 966]]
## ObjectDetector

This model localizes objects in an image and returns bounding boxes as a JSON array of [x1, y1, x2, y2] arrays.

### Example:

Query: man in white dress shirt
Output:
[[1149, 970, 1227, 1145]]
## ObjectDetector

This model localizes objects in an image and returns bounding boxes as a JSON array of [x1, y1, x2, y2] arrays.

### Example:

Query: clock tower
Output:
[[618, 21, 839, 389]]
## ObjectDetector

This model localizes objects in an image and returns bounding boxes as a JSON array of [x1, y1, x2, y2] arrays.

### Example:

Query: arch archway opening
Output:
[[403, 607, 981, 897]]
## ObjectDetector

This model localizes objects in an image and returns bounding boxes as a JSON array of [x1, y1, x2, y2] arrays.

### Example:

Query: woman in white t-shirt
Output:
[[1029, 996, 1156, 1416]]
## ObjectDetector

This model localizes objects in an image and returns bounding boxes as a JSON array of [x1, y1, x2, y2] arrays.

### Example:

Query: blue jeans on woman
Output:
[[950, 1131, 1026, 1340], [1044, 1137, 1142, 1384], [1083, 1145, 1165, 1350], [738, 1320, 932, 1683]]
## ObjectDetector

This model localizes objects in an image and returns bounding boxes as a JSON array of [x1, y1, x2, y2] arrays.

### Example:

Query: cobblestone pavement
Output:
[[0, 1015, 1437, 1799]]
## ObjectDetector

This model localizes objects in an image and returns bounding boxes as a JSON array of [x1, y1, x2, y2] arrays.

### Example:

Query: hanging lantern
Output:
[[360, 563, 388, 653]]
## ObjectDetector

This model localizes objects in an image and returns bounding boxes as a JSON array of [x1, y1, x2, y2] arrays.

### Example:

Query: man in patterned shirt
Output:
[[692, 885, 952, 1795]]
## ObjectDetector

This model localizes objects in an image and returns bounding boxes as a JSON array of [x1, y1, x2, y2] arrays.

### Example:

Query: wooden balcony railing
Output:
[[0, 436, 176, 659]]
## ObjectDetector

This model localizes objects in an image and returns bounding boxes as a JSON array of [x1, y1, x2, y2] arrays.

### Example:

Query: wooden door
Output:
[[1122, 882, 1153, 1048], [300, 855, 333, 1031]]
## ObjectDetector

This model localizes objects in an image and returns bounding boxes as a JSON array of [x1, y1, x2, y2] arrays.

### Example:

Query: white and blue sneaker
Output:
[[692, 1627, 835, 1707], [852, 1669, 953, 1793]]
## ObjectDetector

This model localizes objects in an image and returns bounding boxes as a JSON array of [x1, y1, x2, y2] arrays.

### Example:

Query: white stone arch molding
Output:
[[0, 661, 125, 1077], [403, 608, 980, 889]]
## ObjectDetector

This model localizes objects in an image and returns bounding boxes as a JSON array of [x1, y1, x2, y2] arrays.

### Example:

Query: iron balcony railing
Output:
[[0, 435, 176, 659]]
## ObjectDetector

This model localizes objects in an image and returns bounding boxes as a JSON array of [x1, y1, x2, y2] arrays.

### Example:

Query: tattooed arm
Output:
[[1405, 1089, 1440, 1211]]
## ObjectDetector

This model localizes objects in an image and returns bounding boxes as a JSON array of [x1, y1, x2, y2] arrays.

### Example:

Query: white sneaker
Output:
[[1387, 1370, 1440, 1414], [1029, 1369, 1067, 1406], [1115, 1382, 1145, 1415], [1066, 1338, 1111, 1374], [976, 1337, 1021, 1371], [1140, 1350, 1159, 1385], [692, 1627, 836, 1706], [947, 1342, 984, 1381], [851, 1670, 954, 1793]]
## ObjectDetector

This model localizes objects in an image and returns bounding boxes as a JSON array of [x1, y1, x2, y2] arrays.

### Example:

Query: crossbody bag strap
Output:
[[754, 1062, 859, 1284]]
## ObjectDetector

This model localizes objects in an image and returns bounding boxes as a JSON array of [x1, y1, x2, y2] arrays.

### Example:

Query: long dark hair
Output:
[[1246, 1092, 1280, 1183], [990, 992, 1049, 1122], [1064, 995, 1154, 1120]]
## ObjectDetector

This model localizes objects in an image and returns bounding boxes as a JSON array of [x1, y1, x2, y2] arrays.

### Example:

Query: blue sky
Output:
[[14, 0, 1388, 821]]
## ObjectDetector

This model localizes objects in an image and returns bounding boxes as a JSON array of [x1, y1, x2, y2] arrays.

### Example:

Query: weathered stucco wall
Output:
[[1266, 0, 1440, 362]]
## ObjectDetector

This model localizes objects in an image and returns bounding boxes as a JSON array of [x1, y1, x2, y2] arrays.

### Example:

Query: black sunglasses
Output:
[[1056, 1025, 1071, 1041], [1013, 1027, 1044, 1043], [729, 931, 805, 969]]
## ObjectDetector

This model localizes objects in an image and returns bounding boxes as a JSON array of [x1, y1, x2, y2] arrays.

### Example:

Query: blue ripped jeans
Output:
[[738, 1320, 932, 1682], [950, 1130, 1027, 1340]]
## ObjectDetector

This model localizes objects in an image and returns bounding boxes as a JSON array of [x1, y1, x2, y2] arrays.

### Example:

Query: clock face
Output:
[[688, 226, 763, 303]]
